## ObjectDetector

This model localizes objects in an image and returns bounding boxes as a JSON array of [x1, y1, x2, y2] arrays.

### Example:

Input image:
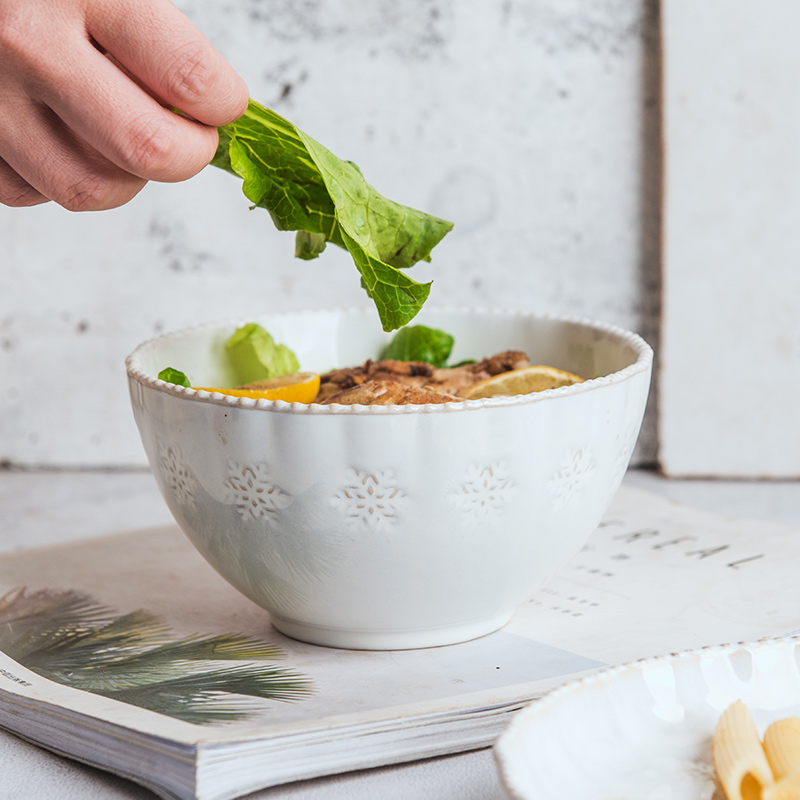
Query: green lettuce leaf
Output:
[[226, 323, 299, 385], [157, 367, 191, 387], [211, 100, 453, 331], [379, 325, 455, 368]]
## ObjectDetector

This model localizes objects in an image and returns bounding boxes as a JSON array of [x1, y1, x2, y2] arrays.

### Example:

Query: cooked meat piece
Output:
[[315, 367, 364, 402], [315, 350, 530, 403], [370, 359, 436, 380], [477, 350, 532, 376], [320, 379, 461, 406], [316, 359, 436, 401], [432, 350, 530, 396]]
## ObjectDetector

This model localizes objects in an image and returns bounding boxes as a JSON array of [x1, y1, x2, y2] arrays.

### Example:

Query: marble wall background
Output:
[[0, 0, 661, 467]]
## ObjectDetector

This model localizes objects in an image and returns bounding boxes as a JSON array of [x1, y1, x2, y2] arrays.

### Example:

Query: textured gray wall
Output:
[[0, 0, 661, 467]]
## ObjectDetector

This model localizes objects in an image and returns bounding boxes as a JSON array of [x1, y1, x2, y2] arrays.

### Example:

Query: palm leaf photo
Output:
[[0, 587, 313, 724]]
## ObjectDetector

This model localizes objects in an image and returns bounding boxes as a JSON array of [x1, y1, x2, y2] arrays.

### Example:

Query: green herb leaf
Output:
[[380, 325, 455, 368], [212, 100, 453, 331], [157, 367, 191, 387], [226, 323, 299, 385]]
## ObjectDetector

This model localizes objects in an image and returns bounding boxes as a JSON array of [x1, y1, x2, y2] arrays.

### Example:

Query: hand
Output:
[[0, 0, 249, 210]]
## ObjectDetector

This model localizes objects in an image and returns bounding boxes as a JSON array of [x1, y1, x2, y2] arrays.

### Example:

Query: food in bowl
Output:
[[158, 322, 584, 405], [126, 308, 652, 650], [713, 701, 800, 800], [316, 351, 582, 405]]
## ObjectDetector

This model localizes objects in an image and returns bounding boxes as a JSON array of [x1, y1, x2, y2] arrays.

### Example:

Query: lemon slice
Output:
[[194, 372, 321, 404], [461, 365, 584, 399]]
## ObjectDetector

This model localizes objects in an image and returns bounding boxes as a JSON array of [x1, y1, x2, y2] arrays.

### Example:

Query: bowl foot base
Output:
[[269, 611, 515, 650]]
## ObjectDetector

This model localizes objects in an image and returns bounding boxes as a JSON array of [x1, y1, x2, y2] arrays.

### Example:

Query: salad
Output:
[[158, 324, 584, 405]]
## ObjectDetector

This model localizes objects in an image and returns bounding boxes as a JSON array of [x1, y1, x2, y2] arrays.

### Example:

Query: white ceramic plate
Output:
[[494, 637, 800, 800]]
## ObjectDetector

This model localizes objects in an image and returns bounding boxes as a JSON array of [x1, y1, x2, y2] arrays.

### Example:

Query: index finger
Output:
[[86, 0, 249, 126]]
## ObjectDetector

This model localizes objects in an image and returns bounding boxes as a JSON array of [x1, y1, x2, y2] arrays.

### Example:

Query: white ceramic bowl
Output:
[[126, 308, 652, 650], [494, 637, 800, 800]]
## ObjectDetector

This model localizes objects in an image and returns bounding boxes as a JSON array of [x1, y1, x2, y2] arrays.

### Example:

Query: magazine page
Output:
[[505, 486, 800, 657], [0, 522, 599, 747], [2, 484, 799, 757]]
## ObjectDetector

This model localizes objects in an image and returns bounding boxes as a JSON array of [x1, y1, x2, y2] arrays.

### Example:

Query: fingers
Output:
[[0, 96, 148, 211], [38, 39, 224, 184], [86, 0, 249, 127], [0, 0, 249, 211], [0, 157, 48, 208]]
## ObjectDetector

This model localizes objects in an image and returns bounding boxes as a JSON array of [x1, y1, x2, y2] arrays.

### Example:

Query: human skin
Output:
[[0, 0, 249, 210]]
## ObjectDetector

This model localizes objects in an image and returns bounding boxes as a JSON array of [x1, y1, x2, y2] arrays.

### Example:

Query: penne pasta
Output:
[[764, 718, 800, 781], [713, 701, 775, 800], [763, 776, 800, 800], [603, 703, 800, 800]]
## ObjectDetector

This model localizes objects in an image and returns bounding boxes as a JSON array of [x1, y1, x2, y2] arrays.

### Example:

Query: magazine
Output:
[[1, 484, 799, 800]]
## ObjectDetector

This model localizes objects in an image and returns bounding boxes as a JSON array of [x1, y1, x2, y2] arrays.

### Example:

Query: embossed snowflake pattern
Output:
[[331, 469, 407, 530], [547, 448, 596, 507], [159, 444, 198, 510], [223, 462, 292, 523], [450, 462, 516, 523]]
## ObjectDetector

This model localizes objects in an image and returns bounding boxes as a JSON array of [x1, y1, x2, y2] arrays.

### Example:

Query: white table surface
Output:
[[2, 468, 799, 800]]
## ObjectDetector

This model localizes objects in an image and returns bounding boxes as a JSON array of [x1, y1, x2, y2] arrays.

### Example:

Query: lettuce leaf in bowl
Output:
[[157, 367, 191, 387], [211, 100, 453, 332], [226, 323, 299, 385], [379, 325, 455, 368]]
